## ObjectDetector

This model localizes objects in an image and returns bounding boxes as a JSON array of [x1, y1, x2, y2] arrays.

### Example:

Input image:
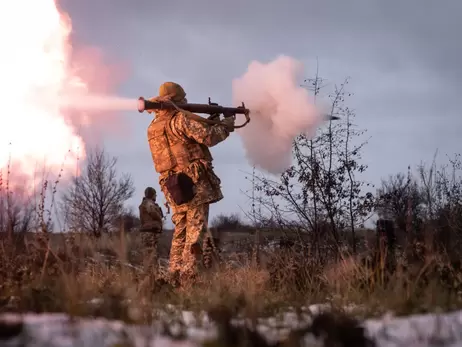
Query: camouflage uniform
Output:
[[139, 187, 164, 269], [147, 82, 232, 281]]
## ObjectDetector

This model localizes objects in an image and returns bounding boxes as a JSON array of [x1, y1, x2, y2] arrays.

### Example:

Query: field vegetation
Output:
[[1, 74, 462, 346]]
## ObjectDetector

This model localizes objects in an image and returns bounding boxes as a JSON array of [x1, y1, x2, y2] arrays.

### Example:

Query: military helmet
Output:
[[144, 186, 156, 198], [158, 82, 186, 102]]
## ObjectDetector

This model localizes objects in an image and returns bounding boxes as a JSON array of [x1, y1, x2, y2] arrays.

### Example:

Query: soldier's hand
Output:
[[222, 117, 235, 132], [208, 113, 220, 120]]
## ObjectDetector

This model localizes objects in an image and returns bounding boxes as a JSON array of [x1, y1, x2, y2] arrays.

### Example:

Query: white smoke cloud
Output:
[[232, 55, 323, 175]]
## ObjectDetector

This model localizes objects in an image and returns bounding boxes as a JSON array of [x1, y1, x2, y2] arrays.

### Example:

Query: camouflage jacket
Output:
[[139, 197, 163, 232], [154, 110, 229, 211]]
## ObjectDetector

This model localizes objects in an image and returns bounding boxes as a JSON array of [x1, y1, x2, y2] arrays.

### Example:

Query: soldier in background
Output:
[[139, 186, 164, 270], [146, 82, 234, 285]]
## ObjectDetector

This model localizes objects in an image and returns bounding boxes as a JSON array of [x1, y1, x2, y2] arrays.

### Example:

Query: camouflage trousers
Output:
[[140, 232, 160, 272], [169, 203, 218, 278]]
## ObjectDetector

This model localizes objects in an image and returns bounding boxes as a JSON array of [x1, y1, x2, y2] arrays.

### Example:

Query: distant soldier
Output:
[[139, 187, 164, 269]]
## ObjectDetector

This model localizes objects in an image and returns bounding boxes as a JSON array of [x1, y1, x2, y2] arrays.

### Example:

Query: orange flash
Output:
[[0, 0, 86, 189]]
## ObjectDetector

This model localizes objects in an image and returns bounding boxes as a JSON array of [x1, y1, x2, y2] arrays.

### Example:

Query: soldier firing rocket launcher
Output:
[[137, 96, 339, 128]]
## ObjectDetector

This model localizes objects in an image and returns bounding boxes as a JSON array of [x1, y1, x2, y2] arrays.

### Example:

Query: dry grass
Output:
[[0, 230, 461, 327]]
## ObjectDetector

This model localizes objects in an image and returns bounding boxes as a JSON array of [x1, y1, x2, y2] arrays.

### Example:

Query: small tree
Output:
[[248, 74, 374, 256], [376, 171, 424, 240], [61, 147, 135, 236], [211, 213, 246, 231], [419, 153, 462, 252], [0, 187, 36, 235]]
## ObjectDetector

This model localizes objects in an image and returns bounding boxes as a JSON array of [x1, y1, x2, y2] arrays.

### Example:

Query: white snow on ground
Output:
[[1, 305, 462, 347]]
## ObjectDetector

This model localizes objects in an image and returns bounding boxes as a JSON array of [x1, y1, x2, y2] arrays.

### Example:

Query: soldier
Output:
[[146, 82, 234, 285], [139, 186, 164, 270]]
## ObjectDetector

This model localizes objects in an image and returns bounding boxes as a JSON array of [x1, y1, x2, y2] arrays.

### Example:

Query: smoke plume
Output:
[[46, 94, 137, 113], [0, 0, 128, 192], [232, 56, 323, 175]]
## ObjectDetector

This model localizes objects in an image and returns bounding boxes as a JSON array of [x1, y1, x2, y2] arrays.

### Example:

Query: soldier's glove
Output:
[[208, 113, 220, 120], [221, 117, 235, 132]]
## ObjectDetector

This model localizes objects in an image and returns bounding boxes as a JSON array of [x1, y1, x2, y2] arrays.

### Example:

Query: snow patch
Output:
[[0, 307, 462, 347]]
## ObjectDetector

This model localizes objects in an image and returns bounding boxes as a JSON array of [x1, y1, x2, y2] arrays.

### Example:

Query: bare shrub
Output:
[[61, 146, 135, 237]]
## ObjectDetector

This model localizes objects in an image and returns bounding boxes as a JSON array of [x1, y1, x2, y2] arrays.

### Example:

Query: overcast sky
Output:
[[60, 0, 461, 227]]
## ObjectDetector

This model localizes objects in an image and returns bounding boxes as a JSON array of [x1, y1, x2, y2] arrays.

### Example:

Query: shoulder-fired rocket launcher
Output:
[[138, 96, 251, 128], [137, 96, 339, 128]]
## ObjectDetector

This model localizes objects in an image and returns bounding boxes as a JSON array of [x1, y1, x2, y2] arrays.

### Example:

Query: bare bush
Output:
[[61, 147, 135, 237], [376, 153, 462, 258], [247, 73, 374, 256], [0, 189, 36, 235], [211, 213, 247, 231], [376, 171, 424, 235]]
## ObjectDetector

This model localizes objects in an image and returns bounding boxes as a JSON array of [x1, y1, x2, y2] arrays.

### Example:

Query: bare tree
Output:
[[211, 213, 247, 231], [61, 147, 135, 236], [427, 154, 462, 252], [0, 187, 36, 235], [377, 154, 462, 255], [376, 172, 423, 236], [417, 151, 439, 221], [247, 74, 374, 256]]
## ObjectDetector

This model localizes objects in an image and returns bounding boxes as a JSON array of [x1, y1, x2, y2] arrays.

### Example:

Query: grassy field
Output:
[[0, 229, 462, 346], [1, 229, 461, 325]]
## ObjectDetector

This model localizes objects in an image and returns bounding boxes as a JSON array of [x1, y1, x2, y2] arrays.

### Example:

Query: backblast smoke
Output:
[[232, 55, 323, 175], [0, 0, 127, 192], [58, 94, 136, 112]]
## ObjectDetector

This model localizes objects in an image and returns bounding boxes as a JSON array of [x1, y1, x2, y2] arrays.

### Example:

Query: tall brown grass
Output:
[[0, 229, 461, 324]]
